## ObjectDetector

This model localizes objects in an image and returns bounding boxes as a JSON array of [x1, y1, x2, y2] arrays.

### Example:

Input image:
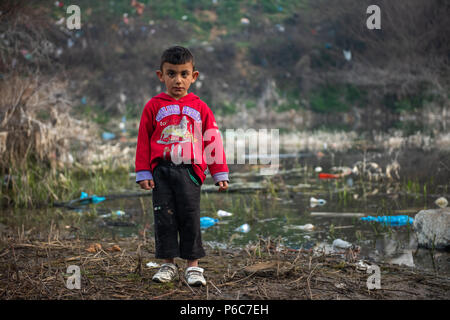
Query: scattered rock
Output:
[[413, 208, 450, 250]]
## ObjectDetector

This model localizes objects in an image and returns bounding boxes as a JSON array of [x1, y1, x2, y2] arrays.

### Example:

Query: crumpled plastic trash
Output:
[[332, 238, 352, 249], [435, 197, 448, 208], [217, 210, 233, 217], [240, 17, 250, 25], [79, 191, 105, 204], [100, 210, 125, 218], [343, 49, 352, 61], [318, 173, 341, 179], [356, 260, 370, 271], [360, 215, 414, 226], [200, 217, 219, 229], [235, 223, 250, 233], [146, 262, 160, 268], [288, 223, 314, 231], [102, 132, 116, 140], [310, 197, 326, 208]]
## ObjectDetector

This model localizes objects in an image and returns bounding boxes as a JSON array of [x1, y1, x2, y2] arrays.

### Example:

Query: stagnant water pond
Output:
[[2, 148, 449, 276]]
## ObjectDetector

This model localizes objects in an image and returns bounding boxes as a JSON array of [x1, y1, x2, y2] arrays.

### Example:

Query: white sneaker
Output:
[[185, 267, 206, 286], [152, 263, 178, 283]]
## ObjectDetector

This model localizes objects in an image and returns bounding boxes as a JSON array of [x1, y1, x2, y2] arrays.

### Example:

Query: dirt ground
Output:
[[0, 236, 449, 300]]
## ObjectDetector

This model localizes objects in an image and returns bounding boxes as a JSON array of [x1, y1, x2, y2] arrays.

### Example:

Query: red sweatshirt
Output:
[[135, 92, 229, 185]]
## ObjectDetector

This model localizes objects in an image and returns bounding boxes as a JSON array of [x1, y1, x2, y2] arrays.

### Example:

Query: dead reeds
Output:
[[1, 230, 448, 300]]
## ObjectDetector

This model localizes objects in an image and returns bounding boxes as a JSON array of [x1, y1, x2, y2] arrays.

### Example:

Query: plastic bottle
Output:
[[310, 197, 326, 207], [235, 223, 250, 233]]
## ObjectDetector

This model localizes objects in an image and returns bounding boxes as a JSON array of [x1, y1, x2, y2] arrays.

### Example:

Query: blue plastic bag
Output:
[[200, 217, 219, 229], [79, 191, 106, 205], [360, 215, 414, 226]]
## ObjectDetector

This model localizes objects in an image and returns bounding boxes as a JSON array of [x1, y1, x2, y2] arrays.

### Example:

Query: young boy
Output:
[[135, 46, 229, 286]]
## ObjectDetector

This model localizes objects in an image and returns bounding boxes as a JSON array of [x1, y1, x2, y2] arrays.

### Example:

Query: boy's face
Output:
[[156, 62, 199, 100]]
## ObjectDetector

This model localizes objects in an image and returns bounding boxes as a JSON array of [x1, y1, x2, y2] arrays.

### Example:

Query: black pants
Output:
[[152, 161, 205, 260]]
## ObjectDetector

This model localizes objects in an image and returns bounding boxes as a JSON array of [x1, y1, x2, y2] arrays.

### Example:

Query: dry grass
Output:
[[0, 75, 99, 170], [1, 232, 448, 300]]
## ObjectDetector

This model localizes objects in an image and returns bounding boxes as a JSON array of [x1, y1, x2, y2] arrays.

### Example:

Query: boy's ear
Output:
[[191, 70, 199, 83], [156, 70, 164, 82]]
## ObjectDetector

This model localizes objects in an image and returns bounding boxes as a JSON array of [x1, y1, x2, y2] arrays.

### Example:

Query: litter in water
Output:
[[79, 191, 106, 205], [332, 239, 352, 249], [100, 210, 125, 218], [217, 210, 233, 217], [200, 217, 219, 229], [435, 197, 448, 208], [235, 223, 250, 233], [360, 215, 414, 226], [318, 173, 341, 179], [310, 197, 326, 207]]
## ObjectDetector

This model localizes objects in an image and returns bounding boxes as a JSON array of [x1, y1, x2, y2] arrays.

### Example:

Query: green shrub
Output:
[[309, 85, 348, 113]]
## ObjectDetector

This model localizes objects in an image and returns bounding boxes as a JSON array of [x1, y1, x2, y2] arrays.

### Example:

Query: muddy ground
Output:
[[1, 236, 449, 300]]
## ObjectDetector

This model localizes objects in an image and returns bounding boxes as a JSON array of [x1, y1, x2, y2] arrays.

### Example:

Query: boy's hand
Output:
[[139, 179, 155, 190], [218, 181, 228, 192]]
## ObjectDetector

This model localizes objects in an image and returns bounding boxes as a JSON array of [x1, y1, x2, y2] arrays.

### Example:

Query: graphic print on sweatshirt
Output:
[[157, 115, 191, 144], [155, 105, 202, 147]]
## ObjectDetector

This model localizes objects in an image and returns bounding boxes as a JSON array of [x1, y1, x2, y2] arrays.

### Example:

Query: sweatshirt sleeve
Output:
[[135, 102, 154, 181], [202, 105, 229, 184]]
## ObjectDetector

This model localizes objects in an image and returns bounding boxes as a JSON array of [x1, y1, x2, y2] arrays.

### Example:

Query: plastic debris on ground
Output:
[[235, 223, 250, 233], [146, 262, 160, 268], [310, 197, 326, 208], [286, 223, 314, 231], [435, 197, 448, 208], [332, 238, 352, 249], [102, 132, 116, 140], [120, 116, 127, 133], [217, 209, 233, 217], [360, 215, 414, 226], [200, 217, 218, 229], [356, 260, 370, 271], [343, 49, 352, 61], [123, 13, 129, 24], [275, 24, 285, 32], [240, 17, 250, 25]]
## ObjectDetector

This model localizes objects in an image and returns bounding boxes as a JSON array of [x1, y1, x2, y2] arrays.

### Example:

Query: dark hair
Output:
[[160, 46, 195, 71]]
